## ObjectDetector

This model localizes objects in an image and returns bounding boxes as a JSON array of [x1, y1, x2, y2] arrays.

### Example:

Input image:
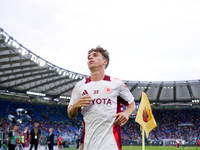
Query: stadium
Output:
[[0, 27, 200, 150]]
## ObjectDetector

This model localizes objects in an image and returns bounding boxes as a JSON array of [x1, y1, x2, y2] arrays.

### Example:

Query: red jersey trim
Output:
[[115, 78, 127, 88], [117, 96, 129, 106], [113, 124, 121, 150], [85, 75, 111, 84], [82, 119, 85, 150]]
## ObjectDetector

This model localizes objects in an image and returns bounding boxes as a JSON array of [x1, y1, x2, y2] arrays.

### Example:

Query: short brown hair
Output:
[[88, 46, 109, 69]]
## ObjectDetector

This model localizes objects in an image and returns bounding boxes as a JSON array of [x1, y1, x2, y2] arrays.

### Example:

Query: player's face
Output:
[[87, 51, 107, 70]]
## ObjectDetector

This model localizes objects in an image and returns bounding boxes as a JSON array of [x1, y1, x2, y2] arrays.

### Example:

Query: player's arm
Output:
[[114, 101, 136, 127], [67, 95, 92, 119]]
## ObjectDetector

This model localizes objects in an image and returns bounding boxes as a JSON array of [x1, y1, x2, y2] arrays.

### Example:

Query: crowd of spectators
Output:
[[1, 99, 199, 145], [120, 109, 200, 145]]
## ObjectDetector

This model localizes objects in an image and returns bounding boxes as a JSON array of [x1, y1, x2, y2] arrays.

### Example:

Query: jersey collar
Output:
[[85, 75, 111, 84]]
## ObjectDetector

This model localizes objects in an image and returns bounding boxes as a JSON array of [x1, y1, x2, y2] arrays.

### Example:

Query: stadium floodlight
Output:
[[58, 70, 62, 75], [75, 75, 78, 79], [11, 40, 20, 49], [72, 74, 75, 79], [30, 54, 37, 61], [60, 96, 67, 99], [21, 48, 28, 56], [39, 60, 46, 66], [7, 39, 12, 45], [69, 73, 72, 78], [27, 91, 46, 97], [2, 32, 10, 43], [54, 98, 59, 101]]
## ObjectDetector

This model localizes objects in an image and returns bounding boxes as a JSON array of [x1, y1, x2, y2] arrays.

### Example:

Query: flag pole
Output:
[[142, 127, 145, 150]]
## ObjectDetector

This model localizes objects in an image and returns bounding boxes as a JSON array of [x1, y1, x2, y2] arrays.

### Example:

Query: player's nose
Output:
[[88, 55, 93, 60]]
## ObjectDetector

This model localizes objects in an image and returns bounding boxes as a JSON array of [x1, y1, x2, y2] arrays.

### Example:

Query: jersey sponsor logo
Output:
[[91, 98, 112, 105], [82, 90, 88, 96], [104, 86, 112, 94], [143, 107, 152, 122]]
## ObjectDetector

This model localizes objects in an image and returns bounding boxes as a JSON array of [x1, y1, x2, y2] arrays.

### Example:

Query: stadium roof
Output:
[[0, 28, 200, 103]]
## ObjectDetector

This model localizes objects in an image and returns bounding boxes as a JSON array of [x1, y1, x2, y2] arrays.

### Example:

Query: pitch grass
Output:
[[63, 145, 196, 150]]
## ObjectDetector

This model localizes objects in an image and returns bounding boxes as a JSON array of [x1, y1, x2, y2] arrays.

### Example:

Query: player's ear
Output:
[[103, 59, 108, 67]]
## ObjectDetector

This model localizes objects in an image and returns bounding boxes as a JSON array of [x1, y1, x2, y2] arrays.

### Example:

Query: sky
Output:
[[1, 0, 200, 81]]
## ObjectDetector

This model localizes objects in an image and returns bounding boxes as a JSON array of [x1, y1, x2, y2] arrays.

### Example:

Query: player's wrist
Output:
[[73, 103, 80, 109]]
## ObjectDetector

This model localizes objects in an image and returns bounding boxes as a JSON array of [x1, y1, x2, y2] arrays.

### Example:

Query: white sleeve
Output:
[[69, 82, 81, 107], [117, 78, 134, 105]]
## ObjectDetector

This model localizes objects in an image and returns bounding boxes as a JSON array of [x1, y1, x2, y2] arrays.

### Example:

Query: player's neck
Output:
[[90, 68, 105, 81]]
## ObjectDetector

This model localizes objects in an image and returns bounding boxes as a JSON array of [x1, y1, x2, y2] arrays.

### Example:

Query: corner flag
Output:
[[135, 92, 157, 138]]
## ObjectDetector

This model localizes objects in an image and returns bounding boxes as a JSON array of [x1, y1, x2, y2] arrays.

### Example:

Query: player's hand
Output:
[[74, 94, 92, 108], [114, 112, 129, 127]]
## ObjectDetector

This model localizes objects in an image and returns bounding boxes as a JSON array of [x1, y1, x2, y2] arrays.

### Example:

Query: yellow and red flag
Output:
[[135, 92, 157, 138]]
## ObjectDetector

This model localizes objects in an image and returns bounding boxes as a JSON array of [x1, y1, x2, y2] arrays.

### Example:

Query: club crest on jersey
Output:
[[104, 86, 112, 94], [143, 107, 152, 122]]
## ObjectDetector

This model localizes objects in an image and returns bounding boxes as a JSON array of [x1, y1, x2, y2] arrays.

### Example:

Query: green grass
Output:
[[63, 145, 196, 150], [122, 146, 195, 150]]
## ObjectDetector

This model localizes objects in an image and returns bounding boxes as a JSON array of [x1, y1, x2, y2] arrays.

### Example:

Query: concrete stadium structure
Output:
[[0, 28, 200, 104]]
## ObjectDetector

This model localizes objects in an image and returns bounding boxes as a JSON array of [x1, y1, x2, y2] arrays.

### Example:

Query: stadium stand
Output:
[[1, 28, 200, 147], [0, 98, 199, 146]]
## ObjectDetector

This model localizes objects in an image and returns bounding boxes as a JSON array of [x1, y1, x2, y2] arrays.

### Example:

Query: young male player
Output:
[[181, 139, 186, 149], [196, 139, 200, 150], [176, 139, 180, 149], [68, 46, 136, 150]]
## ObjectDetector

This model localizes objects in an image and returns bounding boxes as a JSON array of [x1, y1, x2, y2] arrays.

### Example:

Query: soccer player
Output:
[[68, 46, 136, 150], [159, 141, 162, 146], [181, 139, 186, 149], [176, 139, 180, 149], [197, 128, 200, 150], [196, 139, 200, 150]]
